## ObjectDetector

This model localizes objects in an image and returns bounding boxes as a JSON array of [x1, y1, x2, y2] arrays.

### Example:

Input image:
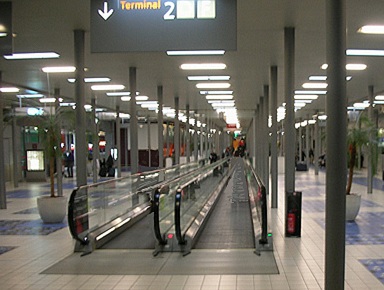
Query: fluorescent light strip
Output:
[[302, 82, 328, 89], [347, 49, 384, 56], [0, 32, 7, 37], [167, 50, 225, 56], [0, 87, 19, 93], [4, 52, 60, 60], [321, 63, 367, 70], [294, 95, 318, 100], [188, 76, 230, 81], [309, 75, 352, 81], [358, 25, 384, 34], [107, 91, 139, 96], [200, 90, 233, 95], [180, 63, 226, 70], [42, 66, 76, 73], [39, 98, 56, 103], [196, 83, 230, 89], [375, 95, 384, 100], [205, 95, 233, 100], [68, 77, 111, 83], [295, 90, 327, 95], [91, 84, 125, 91], [309, 75, 327, 81]]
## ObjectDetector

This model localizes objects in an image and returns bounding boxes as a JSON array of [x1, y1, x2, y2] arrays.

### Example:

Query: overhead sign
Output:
[[0, 1, 13, 56], [91, 0, 237, 52]]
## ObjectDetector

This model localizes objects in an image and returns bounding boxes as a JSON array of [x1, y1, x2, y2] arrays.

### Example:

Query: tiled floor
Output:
[[0, 167, 384, 289]]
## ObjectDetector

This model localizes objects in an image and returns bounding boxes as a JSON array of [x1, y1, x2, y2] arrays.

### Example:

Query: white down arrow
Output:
[[98, 2, 114, 21]]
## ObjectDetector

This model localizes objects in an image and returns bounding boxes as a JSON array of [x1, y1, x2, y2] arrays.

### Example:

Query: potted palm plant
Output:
[[345, 112, 376, 221], [36, 104, 72, 223]]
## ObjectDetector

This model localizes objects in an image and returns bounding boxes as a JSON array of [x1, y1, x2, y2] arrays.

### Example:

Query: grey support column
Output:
[[298, 120, 302, 162], [306, 115, 310, 169], [157, 86, 164, 168], [194, 113, 198, 161], [270, 66, 278, 208], [129, 67, 139, 174], [174, 96, 180, 164], [325, 0, 347, 288], [186, 104, 190, 163], [314, 115, 319, 175], [12, 106, 19, 188], [200, 115, 204, 159], [166, 121, 170, 158], [147, 115, 151, 168], [0, 72, 7, 209], [74, 29, 87, 187], [263, 85, 270, 194], [92, 96, 99, 183], [253, 109, 257, 168], [116, 106, 121, 177], [367, 85, 374, 194], [54, 88, 63, 197], [284, 27, 296, 194]]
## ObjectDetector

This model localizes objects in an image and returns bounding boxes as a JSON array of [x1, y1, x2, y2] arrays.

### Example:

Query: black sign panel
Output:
[[91, 0, 237, 52], [0, 1, 13, 56]]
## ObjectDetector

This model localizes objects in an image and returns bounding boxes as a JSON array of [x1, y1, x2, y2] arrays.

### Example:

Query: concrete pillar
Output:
[[284, 27, 296, 194], [270, 66, 278, 208], [174, 96, 180, 164], [74, 29, 87, 187], [129, 67, 139, 174], [157, 86, 164, 168], [325, 0, 347, 288]]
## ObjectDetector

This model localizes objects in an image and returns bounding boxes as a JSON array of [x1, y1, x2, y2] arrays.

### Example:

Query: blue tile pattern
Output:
[[7, 189, 50, 198], [360, 259, 384, 285], [0, 220, 67, 235], [303, 199, 380, 213], [315, 212, 384, 245], [0, 246, 17, 255]]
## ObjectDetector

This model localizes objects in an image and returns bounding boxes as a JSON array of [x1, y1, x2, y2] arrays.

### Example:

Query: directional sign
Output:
[[0, 1, 13, 56], [91, 0, 237, 52]]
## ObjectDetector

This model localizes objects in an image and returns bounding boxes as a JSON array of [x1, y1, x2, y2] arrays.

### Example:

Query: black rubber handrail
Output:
[[247, 163, 268, 244], [174, 188, 186, 245], [67, 188, 89, 245], [153, 188, 167, 245]]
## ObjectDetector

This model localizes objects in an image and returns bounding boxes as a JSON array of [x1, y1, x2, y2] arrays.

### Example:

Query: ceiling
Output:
[[2, 0, 384, 131]]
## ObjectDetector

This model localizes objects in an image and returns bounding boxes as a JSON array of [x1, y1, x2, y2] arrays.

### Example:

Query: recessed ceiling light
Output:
[[91, 84, 125, 91], [302, 82, 328, 89], [294, 95, 319, 100], [205, 95, 233, 100], [309, 76, 327, 81], [4, 52, 60, 60], [357, 25, 384, 34], [200, 90, 233, 95], [42, 66, 76, 73], [188, 76, 230, 81], [39, 97, 56, 103], [321, 63, 367, 70], [0, 87, 19, 93], [346, 64, 367, 70], [67, 77, 111, 83], [180, 63, 226, 70], [107, 91, 139, 96], [167, 50, 225, 56], [347, 49, 384, 56], [295, 90, 327, 95], [196, 83, 231, 89]]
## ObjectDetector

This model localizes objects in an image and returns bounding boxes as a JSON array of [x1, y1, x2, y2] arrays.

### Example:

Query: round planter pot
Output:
[[37, 196, 67, 223], [346, 194, 361, 221]]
